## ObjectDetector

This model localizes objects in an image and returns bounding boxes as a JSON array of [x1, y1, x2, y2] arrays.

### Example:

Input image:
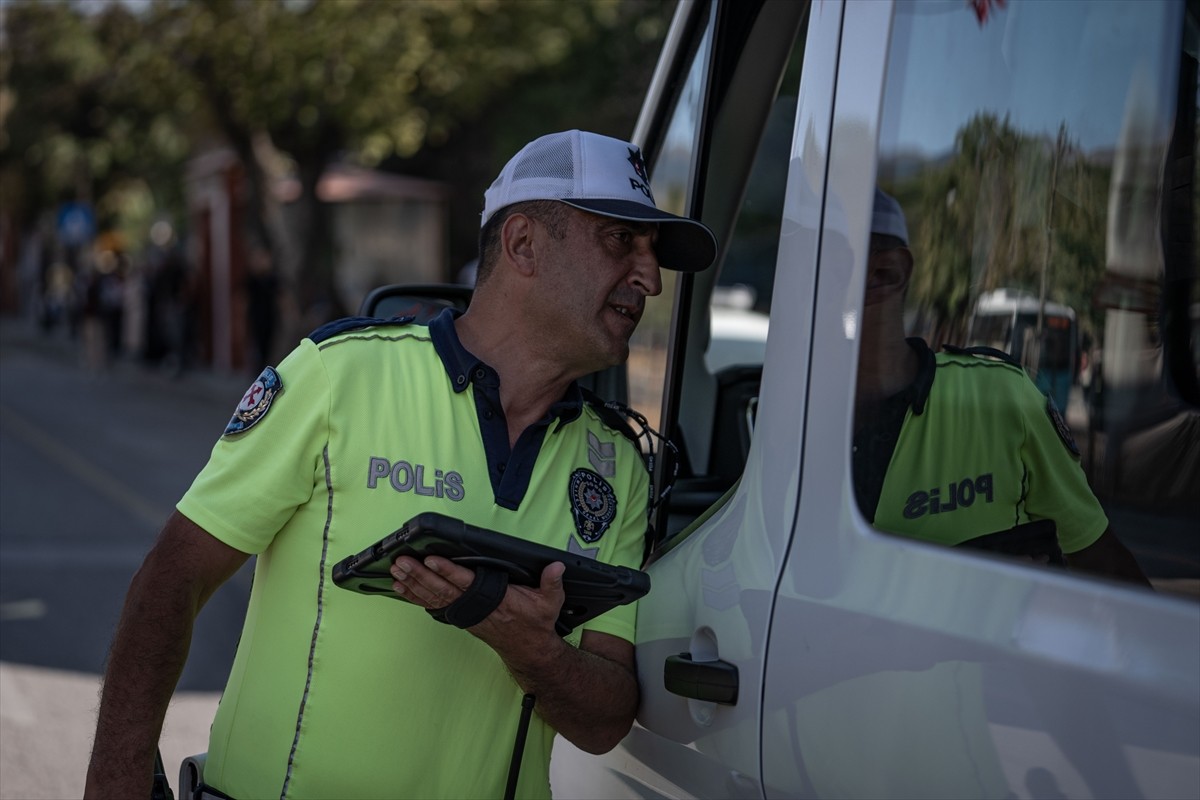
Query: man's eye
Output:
[[611, 231, 632, 244]]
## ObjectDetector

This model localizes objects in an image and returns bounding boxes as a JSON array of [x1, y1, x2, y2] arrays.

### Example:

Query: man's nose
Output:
[[629, 237, 663, 297]]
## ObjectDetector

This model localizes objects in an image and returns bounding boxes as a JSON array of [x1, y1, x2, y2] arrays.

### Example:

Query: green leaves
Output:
[[1, 0, 669, 294]]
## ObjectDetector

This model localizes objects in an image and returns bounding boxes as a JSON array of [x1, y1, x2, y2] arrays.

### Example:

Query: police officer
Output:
[[852, 188, 1148, 585], [84, 130, 716, 799]]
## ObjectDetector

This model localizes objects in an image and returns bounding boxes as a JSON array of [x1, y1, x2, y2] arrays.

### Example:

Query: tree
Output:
[[2, 0, 672, 333], [896, 113, 1109, 344], [1, 1, 192, 239], [139, 0, 670, 323]]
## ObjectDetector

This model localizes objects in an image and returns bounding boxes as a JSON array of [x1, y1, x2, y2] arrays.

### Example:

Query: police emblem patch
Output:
[[568, 468, 617, 544], [224, 367, 283, 436], [1046, 395, 1080, 457]]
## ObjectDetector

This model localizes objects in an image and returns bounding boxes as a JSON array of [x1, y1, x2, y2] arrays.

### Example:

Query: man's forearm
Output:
[[497, 630, 638, 754], [85, 559, 199, 799], [85, 512, 249, 799], [394, 557, 639, 752], [1068, 527, 1152, 588]]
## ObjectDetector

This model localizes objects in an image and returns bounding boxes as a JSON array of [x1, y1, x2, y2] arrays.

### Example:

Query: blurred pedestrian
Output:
[[245, 242, 279, 372]]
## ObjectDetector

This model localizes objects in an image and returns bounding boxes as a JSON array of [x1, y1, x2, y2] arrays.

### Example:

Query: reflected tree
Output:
[[893, 113, 1110, 346]]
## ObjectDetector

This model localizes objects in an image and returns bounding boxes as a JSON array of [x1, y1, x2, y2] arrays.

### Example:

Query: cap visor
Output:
[[561, 199, 716, 272]]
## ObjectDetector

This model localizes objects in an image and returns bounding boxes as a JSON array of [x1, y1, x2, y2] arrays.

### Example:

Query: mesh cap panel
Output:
[[512, 136, 575, 183]]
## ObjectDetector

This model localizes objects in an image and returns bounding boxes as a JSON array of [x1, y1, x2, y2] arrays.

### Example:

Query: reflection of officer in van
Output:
[[852, 189, 1149, 587]]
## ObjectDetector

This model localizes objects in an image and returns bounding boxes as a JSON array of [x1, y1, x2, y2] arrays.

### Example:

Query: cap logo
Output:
[[627, 147, 649, 181], [627, 147, 653, 201]]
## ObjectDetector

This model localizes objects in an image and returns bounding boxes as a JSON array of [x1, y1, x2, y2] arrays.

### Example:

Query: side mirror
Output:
[[359, 283, 473, 322]]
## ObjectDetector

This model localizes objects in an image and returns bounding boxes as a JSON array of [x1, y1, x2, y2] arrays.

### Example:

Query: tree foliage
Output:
[[893, 113, 1112, 343], [1, 0, 192, 238], [1, 0, 672, 320]]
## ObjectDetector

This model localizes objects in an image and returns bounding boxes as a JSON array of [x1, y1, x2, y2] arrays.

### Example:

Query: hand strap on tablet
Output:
[[428, 567, 509, 628]]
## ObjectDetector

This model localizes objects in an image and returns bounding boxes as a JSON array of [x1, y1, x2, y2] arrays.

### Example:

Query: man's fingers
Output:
[[389, 556, 473, 607]]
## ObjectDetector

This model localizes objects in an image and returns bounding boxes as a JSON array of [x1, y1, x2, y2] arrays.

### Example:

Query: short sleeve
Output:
[[577, 443, 650, 643], [177, 340, 331, 554], [1018, 380, 1108, 554]]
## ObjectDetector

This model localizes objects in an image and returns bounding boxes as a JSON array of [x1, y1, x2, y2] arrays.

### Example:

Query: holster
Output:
[[178, 753, 236, 800]]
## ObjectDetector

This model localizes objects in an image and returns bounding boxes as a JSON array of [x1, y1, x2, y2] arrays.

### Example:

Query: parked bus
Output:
[[967, 288, 1079, 412]]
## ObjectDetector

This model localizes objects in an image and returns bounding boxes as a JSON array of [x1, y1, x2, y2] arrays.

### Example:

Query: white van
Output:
[[550, 1, 1200, 797]]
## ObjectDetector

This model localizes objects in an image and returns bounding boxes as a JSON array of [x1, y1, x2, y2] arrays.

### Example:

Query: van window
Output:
[[631, 1, 808, 541], [625, 12, 711, 434], [859, 0, 1198, 598]]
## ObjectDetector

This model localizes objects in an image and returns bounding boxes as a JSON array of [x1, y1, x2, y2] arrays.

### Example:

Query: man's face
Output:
[[534, 207, 663, 374]]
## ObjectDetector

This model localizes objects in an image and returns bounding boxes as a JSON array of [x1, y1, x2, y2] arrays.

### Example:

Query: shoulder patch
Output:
[[568, 467, 618, 544], [225, 367, 283, 436], [942, 343, 1021, 367], [306, 315, 416, 345], [1046, 395, 1080, 457]]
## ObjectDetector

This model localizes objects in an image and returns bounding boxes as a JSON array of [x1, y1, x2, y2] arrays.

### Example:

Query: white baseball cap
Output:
[[482, 130, 717, 272], [872, 188, 909, 245]]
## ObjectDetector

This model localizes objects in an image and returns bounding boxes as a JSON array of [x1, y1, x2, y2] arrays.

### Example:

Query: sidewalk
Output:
[[0, 663, 219, 800]]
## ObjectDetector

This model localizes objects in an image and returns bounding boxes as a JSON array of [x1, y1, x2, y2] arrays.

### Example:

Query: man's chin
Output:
[[598, 343, 630, 372]]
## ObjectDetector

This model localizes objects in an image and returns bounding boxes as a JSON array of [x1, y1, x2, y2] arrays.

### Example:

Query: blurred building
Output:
[[186, 149, 449, 373]]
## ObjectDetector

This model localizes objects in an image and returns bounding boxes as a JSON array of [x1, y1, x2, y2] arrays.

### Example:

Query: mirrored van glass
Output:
[[860, 0, 1197, 598]]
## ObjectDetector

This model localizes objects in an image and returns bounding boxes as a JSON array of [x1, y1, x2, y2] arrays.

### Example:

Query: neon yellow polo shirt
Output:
[[177, 310, 649, 800], [872, 342, 1106, 554]]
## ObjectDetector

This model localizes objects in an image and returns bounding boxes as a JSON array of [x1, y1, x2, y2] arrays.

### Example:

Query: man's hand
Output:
[[390, 554, 565, 636]]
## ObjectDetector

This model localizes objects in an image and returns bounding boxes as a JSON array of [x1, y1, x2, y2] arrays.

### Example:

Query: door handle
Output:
[[664, 652, 739, 705]]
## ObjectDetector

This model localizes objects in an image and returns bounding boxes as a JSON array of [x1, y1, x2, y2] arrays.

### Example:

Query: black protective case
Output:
[[332, 512, 650, 632]]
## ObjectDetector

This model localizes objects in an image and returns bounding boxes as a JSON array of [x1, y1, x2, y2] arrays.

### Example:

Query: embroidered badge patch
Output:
[[1046, 395, 1080, 457], [568, 468, 617, 544], [224, 367, 283, 436]]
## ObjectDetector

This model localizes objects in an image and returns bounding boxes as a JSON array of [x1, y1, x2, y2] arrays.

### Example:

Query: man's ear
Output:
[[501, 213, 538, 277], [876, 247, 913, 295]]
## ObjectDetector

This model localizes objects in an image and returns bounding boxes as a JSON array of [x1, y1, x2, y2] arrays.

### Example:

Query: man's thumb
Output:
[[541, 561, 566, 594]]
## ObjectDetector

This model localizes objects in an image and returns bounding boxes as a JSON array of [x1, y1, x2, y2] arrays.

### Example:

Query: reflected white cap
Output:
[[872, 188, 909, 245]]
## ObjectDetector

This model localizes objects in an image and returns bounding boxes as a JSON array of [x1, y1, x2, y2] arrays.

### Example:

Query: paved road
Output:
[[0, 317, 257, 800]]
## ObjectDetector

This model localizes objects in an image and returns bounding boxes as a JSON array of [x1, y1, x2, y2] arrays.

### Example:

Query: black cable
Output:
[[598, 399, 680, 513], [152, 748, 175, 800], [503, 693, 537, 800]]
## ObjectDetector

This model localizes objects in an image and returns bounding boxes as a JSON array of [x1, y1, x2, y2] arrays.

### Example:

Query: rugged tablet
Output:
[[332, 512, 649, 633]]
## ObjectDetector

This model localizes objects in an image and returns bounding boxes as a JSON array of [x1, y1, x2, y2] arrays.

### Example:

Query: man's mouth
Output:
[[609, 302, 641, 325]]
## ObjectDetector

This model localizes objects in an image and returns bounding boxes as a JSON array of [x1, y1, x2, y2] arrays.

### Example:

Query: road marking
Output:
[[0, 403, 170, 530], [0, 599, 47, 622]]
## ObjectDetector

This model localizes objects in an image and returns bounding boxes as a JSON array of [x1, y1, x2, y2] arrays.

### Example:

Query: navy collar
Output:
[[903, 337, 937, 415], [427, 307, 584, 420], [429, 307, 488, 394]]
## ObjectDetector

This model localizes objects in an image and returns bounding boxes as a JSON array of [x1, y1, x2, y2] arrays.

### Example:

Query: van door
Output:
[[551, 0, 825, 797], [554, 0, 1199, 798], [763, 1, 1200, 798]]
